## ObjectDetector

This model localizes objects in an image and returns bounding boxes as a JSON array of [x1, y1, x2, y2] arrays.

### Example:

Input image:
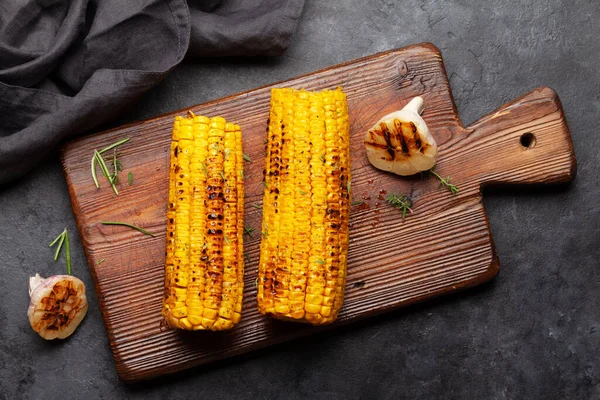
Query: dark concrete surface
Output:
[[1, 1, 599, 399]]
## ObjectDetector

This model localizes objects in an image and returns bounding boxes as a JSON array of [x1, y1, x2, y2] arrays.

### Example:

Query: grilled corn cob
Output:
[[257, 87, 351, 325], [163, 112, 245, 331]]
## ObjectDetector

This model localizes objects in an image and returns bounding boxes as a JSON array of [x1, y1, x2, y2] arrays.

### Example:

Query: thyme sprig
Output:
[[429, 168, 459, 195], [109, 149, 123, 184], [386, 194, 413, 220]]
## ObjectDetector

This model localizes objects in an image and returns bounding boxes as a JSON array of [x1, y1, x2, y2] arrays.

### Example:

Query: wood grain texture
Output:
[[60, 43, 576, 382]]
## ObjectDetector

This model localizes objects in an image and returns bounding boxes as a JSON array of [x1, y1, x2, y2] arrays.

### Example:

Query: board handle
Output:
[[463, 87, 576, 186]]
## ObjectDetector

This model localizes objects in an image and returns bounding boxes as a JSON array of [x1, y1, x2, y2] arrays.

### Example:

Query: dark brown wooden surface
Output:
[[60, 43, 576, 382]]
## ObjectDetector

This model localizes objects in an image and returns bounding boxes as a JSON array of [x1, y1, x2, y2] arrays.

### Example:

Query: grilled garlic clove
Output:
[[28, 274, 88, 340], [364, 96, 438, 176]]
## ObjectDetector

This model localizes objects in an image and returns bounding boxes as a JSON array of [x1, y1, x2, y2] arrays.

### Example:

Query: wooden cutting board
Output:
[[60, 43, 576, 382]]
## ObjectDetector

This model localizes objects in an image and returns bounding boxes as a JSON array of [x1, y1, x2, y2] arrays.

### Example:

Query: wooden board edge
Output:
[[116, 257, 501, 383], [59, 43, 442, 156]]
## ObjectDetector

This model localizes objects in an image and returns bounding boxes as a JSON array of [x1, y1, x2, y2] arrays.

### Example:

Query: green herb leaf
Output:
[[64, 230, 71, 275], [386, 194, 414, 221], [263, 138, 268, 145], [96, 259, 105, 266], [49, 229, 66, 247], [296, 188, 307, 195], [429, 168, 459, 195], [252, 203, 262, 210], [50, 228, 71, 274], [91, 156, 100, 189], [50, 229, 67, 261], [101, 221, 155, 237], [128, 172, 133, 186], [201, 163, 208, 175], [225, 148, 231, 159], [99, 137, 130, 155], [212, 143, 220, 152], [95, 151, 118, 195], [92, 137, 129, 189], [243, 153, 251, 162], [351, 201, 364, 206], [224, 236, 230, 245], [220, 171, 226, 181], [109, 149, 122, 184], [315, 259, 326, 265], [244, 226, 254, 237]]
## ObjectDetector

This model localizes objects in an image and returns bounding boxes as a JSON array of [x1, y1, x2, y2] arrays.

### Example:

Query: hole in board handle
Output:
[[520, 132, 536, 149]]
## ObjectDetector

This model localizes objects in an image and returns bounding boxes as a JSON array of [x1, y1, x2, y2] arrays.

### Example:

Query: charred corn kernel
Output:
[[257, 87, 351, 325], [162, 112, 245, 331]]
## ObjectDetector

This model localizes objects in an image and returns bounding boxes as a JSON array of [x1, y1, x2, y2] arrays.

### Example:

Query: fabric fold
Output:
[[0, 0, 305, 184]]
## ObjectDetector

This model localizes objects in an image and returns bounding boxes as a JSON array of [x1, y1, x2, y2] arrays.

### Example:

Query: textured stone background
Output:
[[1, 1, 599, 399]]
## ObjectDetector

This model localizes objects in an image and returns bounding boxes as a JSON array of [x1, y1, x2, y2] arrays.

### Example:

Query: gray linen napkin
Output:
[[0, 0, 304, 184]]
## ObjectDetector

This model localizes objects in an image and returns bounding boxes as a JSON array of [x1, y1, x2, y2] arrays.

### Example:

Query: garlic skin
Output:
[[28, 274, 88, 340], [364, 97, 438, 176]]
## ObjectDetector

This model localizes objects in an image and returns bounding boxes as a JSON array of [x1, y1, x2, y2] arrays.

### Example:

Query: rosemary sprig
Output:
[[224, 236, 231, 245], [50, 229, 66, 261], [101, 221, 155, 237], [94, 150, 118, 195], [251, 203, 262, 210], [49, 229, 71, 275], [91, 156, 100, 188], [351, 201, 364, 206], [128, 172, 133, 186], [225, 148, 231, 159], [315, 259, 325, 265], [100, 137, 130, 155], [429, 168, 459, 195], [244, 226, 254, 237], [386, 194, 414, 220], [91, 138, 130, 189], [243, 153, 252, 162], [64, 230, 71, 275]]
